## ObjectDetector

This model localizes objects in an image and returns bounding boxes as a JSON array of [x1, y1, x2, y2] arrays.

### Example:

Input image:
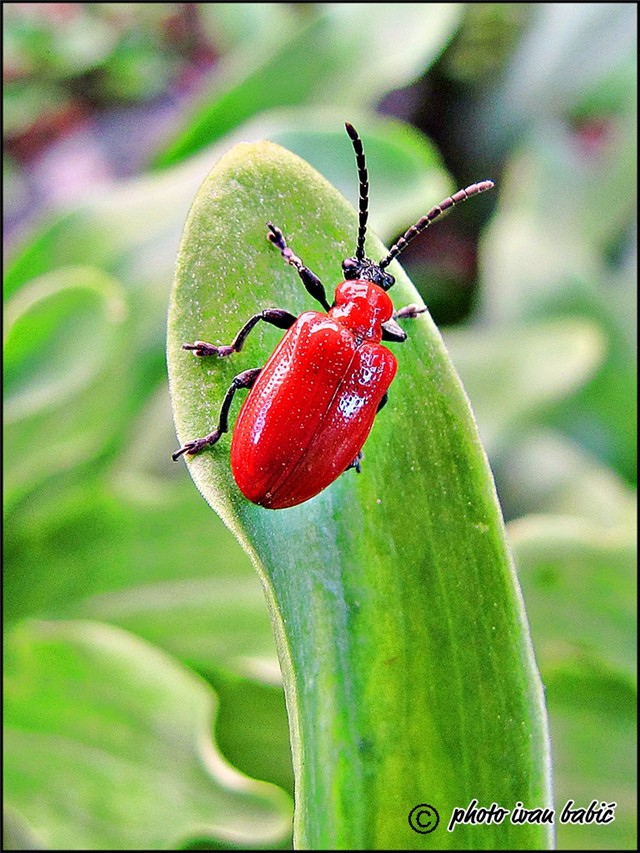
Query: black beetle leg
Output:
[[267, 222, 332, 312], [381, 304, 427, 343], [183, 309, 296, 358], [345, 450, 364, 474], [172, 367, 261, 461]]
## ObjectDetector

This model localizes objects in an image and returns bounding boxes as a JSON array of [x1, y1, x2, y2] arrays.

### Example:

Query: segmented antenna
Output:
[[345, 122, 369, 261], [379, 180, 495, 269]]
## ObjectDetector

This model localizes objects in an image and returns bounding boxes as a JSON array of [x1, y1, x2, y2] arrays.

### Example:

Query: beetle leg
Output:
[[381, 305, 427, 343], [183, 309, 296, 358], [394, 303, 427, 320], [381, 319, 406, 342], [343, 394, 387, 476], [345, 450, 363, 474], [266, 222, 332, 312], [172, 367, 261, 461]]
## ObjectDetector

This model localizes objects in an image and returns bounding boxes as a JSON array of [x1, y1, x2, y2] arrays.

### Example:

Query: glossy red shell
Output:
[[230, 280, 397, 508]]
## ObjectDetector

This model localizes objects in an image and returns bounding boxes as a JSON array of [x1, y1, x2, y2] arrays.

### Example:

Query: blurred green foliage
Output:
[[3, 3, 636, 850], [3, 3, 208, 127]]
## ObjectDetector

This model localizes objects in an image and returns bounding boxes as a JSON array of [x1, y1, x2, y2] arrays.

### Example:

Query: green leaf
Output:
[[154, 4, 463, 167], [4, 266, 127, 422], [3, 620, 292, 850], [74, 566, 280, 680], [3, 266, 130, 513], [198, 3, 300, 56], [208, 670, 294, 798], [444, 318, 607, 456], [477, 87, 637, 484], [510, 514, 636, 679], [544, 665, 636, 852], [490, 428, 637, 527], [510, 514, 637, 850], [479, 2, 637, 178], [4, 461, 277, 682], [168, 140, 552, 848]]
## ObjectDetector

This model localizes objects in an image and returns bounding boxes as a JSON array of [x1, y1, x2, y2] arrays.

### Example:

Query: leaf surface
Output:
[[168, 140, 553, 849], [3, 620, 291, 850]]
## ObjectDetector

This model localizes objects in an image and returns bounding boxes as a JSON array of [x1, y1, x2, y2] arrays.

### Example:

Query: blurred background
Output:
[[3, 3, 636, 850]]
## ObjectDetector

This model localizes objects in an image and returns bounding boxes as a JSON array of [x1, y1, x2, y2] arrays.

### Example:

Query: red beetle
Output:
[[173, 123, 493, 509]]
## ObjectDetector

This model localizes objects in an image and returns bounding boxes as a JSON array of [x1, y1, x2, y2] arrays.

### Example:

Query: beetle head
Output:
[[342, 256, 395, 290]]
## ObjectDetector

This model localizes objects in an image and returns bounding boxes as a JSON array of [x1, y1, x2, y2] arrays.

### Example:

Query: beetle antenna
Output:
[[379, 180, 495, 269], [345, 122, 369, 261]]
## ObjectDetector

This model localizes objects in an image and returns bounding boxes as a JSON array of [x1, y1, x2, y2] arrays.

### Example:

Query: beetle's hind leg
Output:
[[343, 393, 388, 475], [345, 451, 364, 474], [267, 222, 332, 312], [172, 367, 261, 461], [183, 309, 296, 358]]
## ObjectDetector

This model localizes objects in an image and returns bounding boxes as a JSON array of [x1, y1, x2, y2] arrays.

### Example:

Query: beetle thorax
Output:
[[329, 280, 394, 342]]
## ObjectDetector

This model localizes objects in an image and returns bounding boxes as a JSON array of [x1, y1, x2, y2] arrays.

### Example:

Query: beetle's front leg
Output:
[[172, 367, 261, 461], [381, 304, 427, 343], [183, 309, 296, 358], [394, 304, 427, 320], [267, 222, 332, 312]]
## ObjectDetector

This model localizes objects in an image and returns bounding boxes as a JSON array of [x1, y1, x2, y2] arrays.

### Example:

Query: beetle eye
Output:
[[342, 257, 361, 279]]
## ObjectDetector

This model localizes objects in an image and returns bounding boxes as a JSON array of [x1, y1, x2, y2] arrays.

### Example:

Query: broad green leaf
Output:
[[3, 463, 277, 682], [444, 318, 607, 456], [168, 140, 552, 848], [3, 620, 291, 850], [544, 666, 636, 851], [208, 670, 294, 798], [154, 4, 463, 167], [510, 514, 637, 850], [491, 429, 637, 528], [479, 170, 636, 483], [510, 514, 636, 679], [3, 266, 130, 513], [3, 111, 452, 682]]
